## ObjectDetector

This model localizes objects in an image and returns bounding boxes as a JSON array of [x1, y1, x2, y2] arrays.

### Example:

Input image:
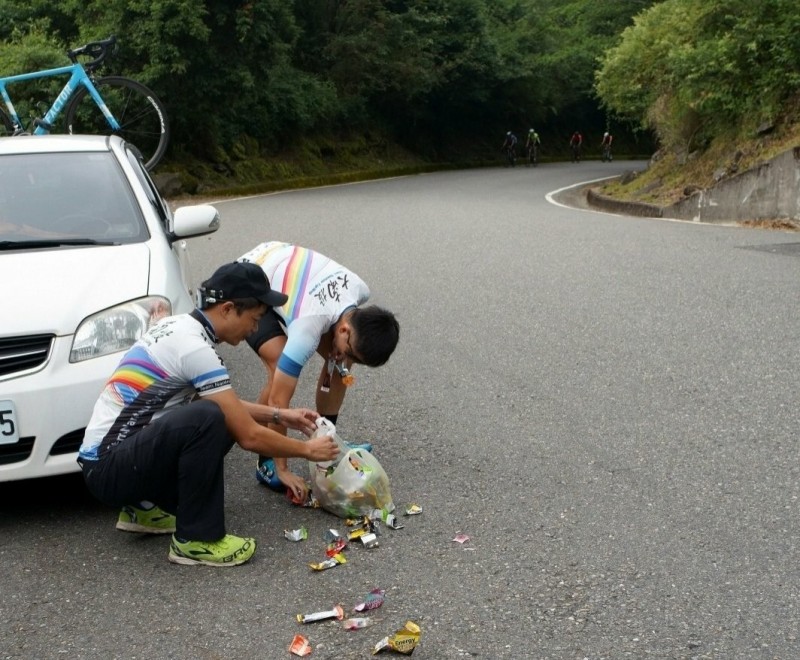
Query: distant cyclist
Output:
[[569, 131, 583, 162], [501, 131, 518, 167], [601, 131, 614, 162], [525, 128, 541, 167]]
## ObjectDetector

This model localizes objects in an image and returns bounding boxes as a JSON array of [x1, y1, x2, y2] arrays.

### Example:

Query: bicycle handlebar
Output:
[[67, 35, 117, 71]]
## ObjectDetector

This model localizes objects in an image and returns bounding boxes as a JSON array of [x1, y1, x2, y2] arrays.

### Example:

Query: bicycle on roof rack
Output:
[[0, 35, 169, 171]]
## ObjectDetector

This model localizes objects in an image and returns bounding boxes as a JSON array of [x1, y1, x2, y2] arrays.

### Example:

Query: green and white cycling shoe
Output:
[[168, 534, 257, 567], [116, 504, 176, 534]]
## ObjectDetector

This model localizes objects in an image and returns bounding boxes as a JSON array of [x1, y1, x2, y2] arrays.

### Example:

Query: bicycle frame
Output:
[[0, 62, 120, 134]]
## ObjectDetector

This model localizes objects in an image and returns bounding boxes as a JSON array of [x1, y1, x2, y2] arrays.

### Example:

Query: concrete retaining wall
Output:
[[588, 146, 800, 225], [586, 188, 663, 218]]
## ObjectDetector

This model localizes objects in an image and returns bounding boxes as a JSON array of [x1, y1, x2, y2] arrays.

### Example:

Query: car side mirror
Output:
[[171, 204, 220, 239]]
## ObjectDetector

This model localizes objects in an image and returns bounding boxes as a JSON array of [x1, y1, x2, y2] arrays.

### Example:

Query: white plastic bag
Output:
[[308, 418, 395, 519]]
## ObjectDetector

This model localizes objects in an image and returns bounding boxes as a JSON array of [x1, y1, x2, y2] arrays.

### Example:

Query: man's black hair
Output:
[[231, 298, 266, 313], [350, 305, 399, 367]]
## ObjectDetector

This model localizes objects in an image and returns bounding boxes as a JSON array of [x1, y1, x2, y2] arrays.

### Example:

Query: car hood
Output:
[[2, 244, 151, 336]]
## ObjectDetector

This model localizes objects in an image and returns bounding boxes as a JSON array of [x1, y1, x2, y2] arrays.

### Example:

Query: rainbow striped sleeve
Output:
[[107, 348, 169, 404], [280, 246, 314, 322]]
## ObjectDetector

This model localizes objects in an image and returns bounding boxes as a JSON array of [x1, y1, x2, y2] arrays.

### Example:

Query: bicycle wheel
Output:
[[64, 76, 170, 171]]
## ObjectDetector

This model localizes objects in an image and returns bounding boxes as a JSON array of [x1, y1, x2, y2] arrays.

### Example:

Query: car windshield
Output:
[[0, 151, 146, 246]]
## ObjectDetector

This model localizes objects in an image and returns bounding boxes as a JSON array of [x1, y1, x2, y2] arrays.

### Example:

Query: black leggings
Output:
[[81, 400, 234, 541]]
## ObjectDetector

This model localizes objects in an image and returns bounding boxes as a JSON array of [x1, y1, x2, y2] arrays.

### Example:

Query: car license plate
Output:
[[0, 400, 20, 445]]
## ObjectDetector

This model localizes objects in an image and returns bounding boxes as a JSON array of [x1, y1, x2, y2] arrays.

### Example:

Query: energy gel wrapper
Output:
[[289, 634, 312, 656], [372, 620, 421, 655], [369, 507, 404, 529], [326, 538, 348, 557], [323, 528, 344, 543], [334, 361, 356, 386], [284, 527, 308, 542], [296, 604, 345, 624], [309, 552, 347, 571], [354, 588, 385, 612], [343, 617, 373, 630], [360, 532, 379, 548]]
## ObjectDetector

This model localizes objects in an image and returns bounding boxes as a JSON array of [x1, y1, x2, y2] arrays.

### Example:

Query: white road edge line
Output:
[[545, 176, 621, 214], [545, 176, 740, 227]]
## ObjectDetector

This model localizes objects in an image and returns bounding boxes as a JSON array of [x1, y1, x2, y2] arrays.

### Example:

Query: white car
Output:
[[0, 134, 219, 482]]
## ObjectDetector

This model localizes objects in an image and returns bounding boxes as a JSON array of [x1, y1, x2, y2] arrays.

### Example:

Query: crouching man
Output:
[[78, 261, 338, 567]]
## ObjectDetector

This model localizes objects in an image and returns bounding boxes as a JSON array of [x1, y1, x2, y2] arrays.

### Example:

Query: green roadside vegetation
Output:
[[163, 133, 447, 198], [161, 135, 652, 200], [1, 1, 798, 206], [598, 110, 800, 208], [594, 0, 800, 210], [0, 0, 659, 196]]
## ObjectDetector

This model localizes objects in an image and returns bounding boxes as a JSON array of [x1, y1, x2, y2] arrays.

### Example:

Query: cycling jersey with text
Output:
[[79, 313, 231, 460], [239, 241, 370, 378]]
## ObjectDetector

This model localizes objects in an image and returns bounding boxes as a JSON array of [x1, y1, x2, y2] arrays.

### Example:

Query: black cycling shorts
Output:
[[246, 308, 287, 354]]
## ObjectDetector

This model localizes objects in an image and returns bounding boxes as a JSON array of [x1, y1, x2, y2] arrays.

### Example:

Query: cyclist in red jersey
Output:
[[569, 131, 583, 162]]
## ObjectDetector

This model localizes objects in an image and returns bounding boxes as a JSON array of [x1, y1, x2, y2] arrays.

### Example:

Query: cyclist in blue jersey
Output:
[[78, 261, 338, 567], [501, 131, 518, 166], [238, 241, 400, 501]]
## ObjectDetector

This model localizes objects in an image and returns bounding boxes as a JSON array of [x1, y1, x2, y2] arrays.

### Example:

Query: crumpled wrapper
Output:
[[372, 620, 421, 655]]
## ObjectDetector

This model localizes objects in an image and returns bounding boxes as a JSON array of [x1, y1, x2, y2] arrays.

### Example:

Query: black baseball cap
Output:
[[200, 262, 288, 307]]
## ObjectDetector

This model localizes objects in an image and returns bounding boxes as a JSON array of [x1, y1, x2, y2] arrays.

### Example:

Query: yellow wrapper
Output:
[[348, 528, 367, 541], [309, 552, 347, 571], [372, 620, 421, 655]]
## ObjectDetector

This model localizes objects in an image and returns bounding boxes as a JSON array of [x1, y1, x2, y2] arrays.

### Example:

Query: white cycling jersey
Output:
[[239, 241, 370, 378], [79, 312, 231, 460]]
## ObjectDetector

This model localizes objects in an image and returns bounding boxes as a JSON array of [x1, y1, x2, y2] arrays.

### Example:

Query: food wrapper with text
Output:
[[372, 620, 421, 655], [308, 418, 395, 519]]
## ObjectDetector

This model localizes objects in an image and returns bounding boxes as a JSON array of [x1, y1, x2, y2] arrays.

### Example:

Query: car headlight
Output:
[[70, 296, 172, 363]]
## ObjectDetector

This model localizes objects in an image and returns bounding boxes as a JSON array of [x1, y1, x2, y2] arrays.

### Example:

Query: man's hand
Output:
[[274, 434, 338, 500], [304, 433, 339, 462], [277, 468, 310, 502], [278, 407, 319, 436]]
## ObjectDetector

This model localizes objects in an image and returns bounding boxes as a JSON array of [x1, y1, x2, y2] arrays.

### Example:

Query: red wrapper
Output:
[[289, 634, 312, 656], [325, 538, 348, 557]]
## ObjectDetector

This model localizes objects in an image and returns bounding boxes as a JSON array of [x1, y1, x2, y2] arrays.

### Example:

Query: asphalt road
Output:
[[2, 160, 799, 659]]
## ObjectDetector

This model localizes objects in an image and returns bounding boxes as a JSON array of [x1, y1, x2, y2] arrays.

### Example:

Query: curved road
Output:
[[3, 161, 799, 659]]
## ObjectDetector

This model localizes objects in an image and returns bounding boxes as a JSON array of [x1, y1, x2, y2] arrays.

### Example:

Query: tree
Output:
[[0, 0, 663, 162], [596, 0, 800, 151]]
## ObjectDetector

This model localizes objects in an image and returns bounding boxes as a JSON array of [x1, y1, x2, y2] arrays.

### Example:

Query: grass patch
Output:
[[739, 219, 799, 232], [597, 111, 800, 209]]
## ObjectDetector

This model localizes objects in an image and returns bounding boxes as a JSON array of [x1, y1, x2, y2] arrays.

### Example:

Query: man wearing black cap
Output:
[[78, 261, 338, 567]]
